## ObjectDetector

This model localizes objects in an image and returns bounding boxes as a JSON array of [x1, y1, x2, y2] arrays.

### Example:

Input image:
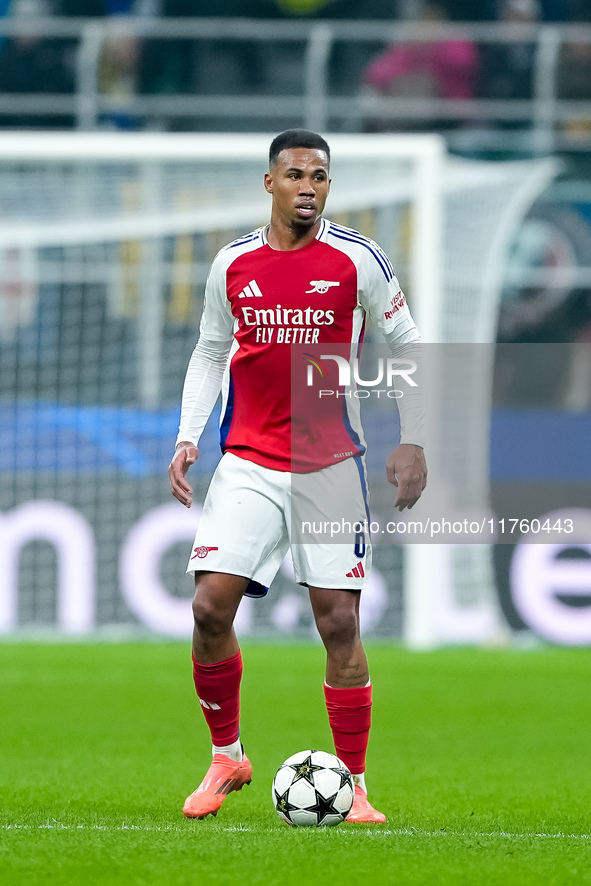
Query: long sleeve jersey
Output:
[[177, 219, 423, 472]]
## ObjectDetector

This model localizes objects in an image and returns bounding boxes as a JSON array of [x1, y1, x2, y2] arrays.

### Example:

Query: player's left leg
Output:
[[291, 457, 383, 820], [308, 586, 386, 824]]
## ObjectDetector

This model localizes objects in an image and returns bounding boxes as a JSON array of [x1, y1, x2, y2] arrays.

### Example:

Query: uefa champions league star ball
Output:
[[272, 750, 354, 827]]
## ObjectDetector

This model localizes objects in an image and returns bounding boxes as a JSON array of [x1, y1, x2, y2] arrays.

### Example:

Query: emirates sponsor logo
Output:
[[242, 305, 335, 326], [243, 304, 336, 345]]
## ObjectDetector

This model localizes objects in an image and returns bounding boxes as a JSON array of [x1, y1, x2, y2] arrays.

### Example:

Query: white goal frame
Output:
[[0, 132, 557, 647]]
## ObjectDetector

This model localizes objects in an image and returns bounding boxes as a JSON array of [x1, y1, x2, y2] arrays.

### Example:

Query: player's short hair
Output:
[[269, 130, 331, 168]]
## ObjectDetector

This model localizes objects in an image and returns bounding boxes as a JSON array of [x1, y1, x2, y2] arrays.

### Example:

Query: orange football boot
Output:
[[346, 785, 387, 823], [183, 753, 252, 819]]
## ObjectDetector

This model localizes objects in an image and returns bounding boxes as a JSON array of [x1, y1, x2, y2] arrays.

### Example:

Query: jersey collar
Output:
[[261, 217, 327, 247]]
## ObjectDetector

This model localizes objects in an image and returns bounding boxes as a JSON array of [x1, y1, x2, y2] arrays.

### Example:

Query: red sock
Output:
[[192, 651, 242, 747], [324, 683, 372, 775]]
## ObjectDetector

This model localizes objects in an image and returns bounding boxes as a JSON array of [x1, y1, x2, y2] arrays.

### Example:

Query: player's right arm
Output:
[[169, 440, 200, 508], [169, 253, 234, 508]]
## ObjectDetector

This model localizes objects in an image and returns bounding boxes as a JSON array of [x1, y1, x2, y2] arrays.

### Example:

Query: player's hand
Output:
[[386, 444, 427, 511], [168, 441, 199, 508]]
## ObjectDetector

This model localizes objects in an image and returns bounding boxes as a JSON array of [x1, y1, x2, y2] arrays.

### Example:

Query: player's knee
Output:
[[315, 606, 359, 651], [191, 596, 233, 640]]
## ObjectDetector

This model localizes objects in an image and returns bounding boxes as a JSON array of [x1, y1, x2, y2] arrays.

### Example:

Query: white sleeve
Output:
[[176, 336, 232, 447], [199, 251, 235, 341], [358, 245, 419, 341], [356, 243, 425, 447], [383, 333, 425, 449], [175, 251, 234, 447]]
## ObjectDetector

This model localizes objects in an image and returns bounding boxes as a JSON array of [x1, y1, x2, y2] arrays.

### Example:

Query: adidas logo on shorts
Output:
[[346, 562, 365, 579]]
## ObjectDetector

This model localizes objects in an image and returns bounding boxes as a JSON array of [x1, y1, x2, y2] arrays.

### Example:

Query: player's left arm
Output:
[[359, 252, 427, 511], [385, 439, 427, 512], [382, 325, 427, 511]]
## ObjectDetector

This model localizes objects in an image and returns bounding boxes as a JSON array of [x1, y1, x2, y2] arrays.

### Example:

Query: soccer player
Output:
[[168, 129, 427, 823]]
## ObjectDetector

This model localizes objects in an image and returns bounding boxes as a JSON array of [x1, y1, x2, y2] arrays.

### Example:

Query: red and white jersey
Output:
[[200, 218, 419, 472]]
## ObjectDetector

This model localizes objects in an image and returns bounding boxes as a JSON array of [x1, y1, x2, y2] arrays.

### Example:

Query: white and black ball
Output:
[[272, 750, 354, 827]]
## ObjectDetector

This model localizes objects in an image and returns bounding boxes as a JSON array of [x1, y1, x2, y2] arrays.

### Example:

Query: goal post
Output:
[[0, 132, 556, 643]]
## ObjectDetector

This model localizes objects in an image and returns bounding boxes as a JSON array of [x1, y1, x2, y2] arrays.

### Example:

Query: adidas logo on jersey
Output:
[[346, 562, 365, 579], [238, 279, 264, 298]]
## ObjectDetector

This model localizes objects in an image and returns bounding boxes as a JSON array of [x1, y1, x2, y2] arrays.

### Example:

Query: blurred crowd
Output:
[[0, 0, 590, 130], [363, 0, 591, 132]]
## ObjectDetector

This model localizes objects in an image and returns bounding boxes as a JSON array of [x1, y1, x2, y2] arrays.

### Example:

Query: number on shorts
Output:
[[354, 531, 366, 559]]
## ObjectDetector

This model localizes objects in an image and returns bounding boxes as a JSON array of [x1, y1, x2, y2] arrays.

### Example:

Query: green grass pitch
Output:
[[1, 642, 591, 885]]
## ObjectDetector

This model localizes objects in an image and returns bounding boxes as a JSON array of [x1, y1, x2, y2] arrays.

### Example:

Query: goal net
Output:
[[0, 132, 556, 645]]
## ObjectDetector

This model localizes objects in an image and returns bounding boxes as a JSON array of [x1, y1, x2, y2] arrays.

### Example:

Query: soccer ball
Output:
[[272, 750, 354, 827]]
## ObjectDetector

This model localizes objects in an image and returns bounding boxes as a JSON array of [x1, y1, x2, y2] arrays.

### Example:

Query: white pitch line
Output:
[[1, 823, 590, 839], [330, 828, 591, 840], [1, 822, 252, 833]]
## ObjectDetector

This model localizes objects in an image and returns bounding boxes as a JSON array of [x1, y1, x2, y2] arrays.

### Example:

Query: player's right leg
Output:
[[182, 453, 289, 819], [183, 571, 253, 819]]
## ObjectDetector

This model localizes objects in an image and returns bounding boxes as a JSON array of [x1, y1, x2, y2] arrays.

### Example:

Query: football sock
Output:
[[352, 772, 367, 792], [324, 682, 372, 777], [192, 650, 242, 747], [212, 739, 243, 762]]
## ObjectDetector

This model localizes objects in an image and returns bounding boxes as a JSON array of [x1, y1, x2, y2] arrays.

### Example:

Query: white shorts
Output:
[[187, 452, 372, 597]]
